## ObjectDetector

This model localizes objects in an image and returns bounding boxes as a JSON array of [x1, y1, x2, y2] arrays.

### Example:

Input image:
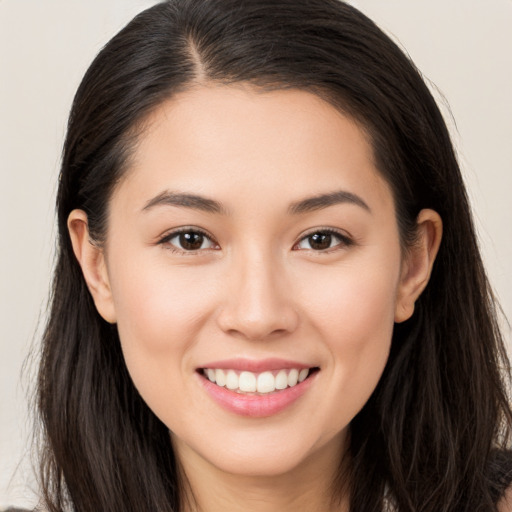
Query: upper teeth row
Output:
[[204, 368, 310, 394]]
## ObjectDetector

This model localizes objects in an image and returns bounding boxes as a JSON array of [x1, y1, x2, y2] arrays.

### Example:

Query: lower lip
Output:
[[198, 371, 317, 418]]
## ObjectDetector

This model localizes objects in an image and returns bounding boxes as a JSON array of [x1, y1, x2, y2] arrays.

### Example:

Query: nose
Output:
[[216, 250, 299, 341]]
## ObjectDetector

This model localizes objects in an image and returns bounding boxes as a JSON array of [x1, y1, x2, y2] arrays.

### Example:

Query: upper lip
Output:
[[198, 358, 316, 373]]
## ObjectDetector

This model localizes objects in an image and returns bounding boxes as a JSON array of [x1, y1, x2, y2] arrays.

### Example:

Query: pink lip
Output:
[[197, 366, 318, 418], [199, 358, 313, 373]]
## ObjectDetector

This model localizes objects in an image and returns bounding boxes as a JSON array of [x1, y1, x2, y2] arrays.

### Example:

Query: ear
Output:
[[394, 209, 443, 323], [67, 209, 117, 323]]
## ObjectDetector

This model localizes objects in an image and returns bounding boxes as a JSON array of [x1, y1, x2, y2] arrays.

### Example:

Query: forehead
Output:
[[114, 84, 393, 216]]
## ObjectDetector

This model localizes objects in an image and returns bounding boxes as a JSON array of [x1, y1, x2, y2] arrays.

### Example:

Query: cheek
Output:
[[106, 257, 221, 397], [110, 259, 215, 348], [300, 254, 399, 340], [296, 257, 399, 416]]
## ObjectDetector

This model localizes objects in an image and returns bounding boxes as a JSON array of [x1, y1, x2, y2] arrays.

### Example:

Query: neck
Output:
[[174, 434, 350, 512]]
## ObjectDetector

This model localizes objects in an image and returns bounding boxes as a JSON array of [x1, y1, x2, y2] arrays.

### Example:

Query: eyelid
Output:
[[155, 225, 353, 254], [157, 226, 219, 253], [293, 227, 354, 251]]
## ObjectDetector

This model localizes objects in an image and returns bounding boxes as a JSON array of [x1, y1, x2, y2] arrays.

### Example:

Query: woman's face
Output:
[[78, 85, 425, 478]]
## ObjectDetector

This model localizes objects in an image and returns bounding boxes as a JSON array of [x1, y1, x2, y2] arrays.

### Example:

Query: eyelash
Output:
[[157, 227, 219, 255], [157, 227, 354, 254], [293, 228, 354, 253]]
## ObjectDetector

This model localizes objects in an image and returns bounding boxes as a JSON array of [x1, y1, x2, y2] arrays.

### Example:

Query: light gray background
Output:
[[1, 0, 511, 508]]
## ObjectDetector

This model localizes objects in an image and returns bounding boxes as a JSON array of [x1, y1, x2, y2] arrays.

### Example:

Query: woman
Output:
[[34, 0, 512, 510]]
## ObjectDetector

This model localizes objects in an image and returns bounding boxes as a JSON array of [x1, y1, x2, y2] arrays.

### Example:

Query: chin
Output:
[[174, 423, 346, 480], [213, 450, 308, 478]]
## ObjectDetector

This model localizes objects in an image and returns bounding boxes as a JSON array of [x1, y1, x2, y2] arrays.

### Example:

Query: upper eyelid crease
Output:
[[296, 229, 353, 248], [159, 228, 219, 253], [158, 227, 215, 242], [162, 228, 351, 251], [157, 227, 352, 246]]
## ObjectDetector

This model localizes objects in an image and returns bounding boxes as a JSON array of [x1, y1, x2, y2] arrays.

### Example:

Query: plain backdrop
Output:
[[1, 0, 511, 508]]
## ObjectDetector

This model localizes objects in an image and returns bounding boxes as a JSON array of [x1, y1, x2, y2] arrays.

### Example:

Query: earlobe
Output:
[[67, 209, 117, 323], [394, 209, 443, 323]]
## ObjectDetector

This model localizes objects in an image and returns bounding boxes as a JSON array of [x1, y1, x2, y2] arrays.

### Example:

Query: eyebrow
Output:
[[288, 190, 371, 214], [142, 191, 227, 214], [142, 189, 370, 215]]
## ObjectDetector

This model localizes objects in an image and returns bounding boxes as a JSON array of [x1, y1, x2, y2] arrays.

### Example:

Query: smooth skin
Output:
[[69, 85, 442, 512]]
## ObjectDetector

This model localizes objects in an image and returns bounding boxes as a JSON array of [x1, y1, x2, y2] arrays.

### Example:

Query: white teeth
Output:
[[215, 369, 226, 387], [257, 371, 275, 393], [287, 369, 299, 387], [298, 368, 309, 382], [239, 371, 257, 392], [275, 370, 288, 390], [204, 367, 313, 394], [226, 370, 239, 390]]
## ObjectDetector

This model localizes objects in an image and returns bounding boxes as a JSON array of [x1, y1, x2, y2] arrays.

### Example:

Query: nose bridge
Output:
[[217, 242, 298, 340]]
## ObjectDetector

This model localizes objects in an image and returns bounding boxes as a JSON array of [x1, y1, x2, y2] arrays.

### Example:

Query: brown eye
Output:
[[295, 230, 352, 252], [162, 229, 217, 252], [179, 232, 205, 250], [307, 233, 333, 250]]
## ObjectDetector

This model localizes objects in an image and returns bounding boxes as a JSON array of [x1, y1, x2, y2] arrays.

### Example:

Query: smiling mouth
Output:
[[200, 367, 320, 395]]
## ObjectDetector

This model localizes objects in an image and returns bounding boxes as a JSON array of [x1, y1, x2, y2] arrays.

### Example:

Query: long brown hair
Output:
[[37, 1, 511, 510]]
